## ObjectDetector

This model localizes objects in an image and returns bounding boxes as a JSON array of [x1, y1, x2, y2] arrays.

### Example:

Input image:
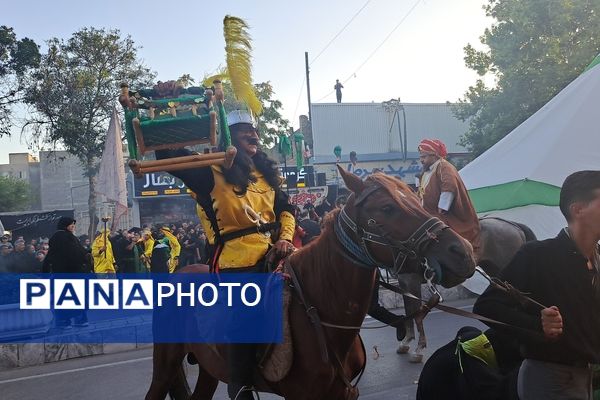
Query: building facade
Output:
[[0, 153, 41, 210], [309, 102, 470, 185]]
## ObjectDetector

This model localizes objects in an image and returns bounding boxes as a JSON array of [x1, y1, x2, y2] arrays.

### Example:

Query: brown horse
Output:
[[396, 217, 537, 363], [146, 167, 476, 400]]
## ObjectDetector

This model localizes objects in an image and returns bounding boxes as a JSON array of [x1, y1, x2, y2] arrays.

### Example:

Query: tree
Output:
[[0, 26, 40, 137], [0, 175, 31, 212], [454, 0, 600, 157], [24, 28, 154, 237], [176, 73, 195, 88], [253, 81, 290, 146]]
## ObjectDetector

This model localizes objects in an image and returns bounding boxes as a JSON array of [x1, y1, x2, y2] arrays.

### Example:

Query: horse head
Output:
[[337, 166, 476, 288]]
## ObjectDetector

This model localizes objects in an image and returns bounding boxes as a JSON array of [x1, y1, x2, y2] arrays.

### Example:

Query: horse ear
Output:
[[337, 164, 365, 194]]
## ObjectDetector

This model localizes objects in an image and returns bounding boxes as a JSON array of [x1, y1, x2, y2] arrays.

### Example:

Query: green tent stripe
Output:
[[584, 53, 600, 73], [468, 179, 560, 213]]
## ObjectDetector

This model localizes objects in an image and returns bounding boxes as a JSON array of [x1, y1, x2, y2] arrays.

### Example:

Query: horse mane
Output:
[[287, 207, 377, 319], [291, 173, 423, 277], [290, 208, 341, 278], [364, 172, 422, 217]]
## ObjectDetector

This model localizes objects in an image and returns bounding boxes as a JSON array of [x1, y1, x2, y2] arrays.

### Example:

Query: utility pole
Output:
[[305, 52, 312, 123], [382, 98, 408, 161]]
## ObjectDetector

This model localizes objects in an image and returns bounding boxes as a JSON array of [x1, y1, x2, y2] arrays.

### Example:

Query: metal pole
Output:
[[103, 218, 108, 258], [283, 153, 289, 196], [305, 52, 312, 124], [401, 106, 407, 161], [396, 108, 404, 160]]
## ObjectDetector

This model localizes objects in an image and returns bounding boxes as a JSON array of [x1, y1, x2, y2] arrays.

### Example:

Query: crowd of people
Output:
[[0, 219, 209, 275], [0, 232, 50, 273], [2, 106, 599, 399]]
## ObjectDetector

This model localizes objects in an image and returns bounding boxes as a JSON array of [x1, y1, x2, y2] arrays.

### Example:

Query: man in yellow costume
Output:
[[157, 110, 295, 400], [140, 229, 154, 272], [92, 228, 116, 274], [160, 226, 181, 273]]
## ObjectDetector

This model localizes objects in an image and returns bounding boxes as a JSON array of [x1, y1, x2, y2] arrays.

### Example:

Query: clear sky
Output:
[[2, 0, 492, 163]]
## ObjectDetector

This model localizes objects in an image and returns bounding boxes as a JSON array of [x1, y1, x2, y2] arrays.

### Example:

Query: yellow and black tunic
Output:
[[156, 149, 295, 270]]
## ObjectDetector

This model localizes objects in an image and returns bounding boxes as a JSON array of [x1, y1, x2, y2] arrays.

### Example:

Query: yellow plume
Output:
[[202, 66, 229, 88], [222, 16, 262, 115]]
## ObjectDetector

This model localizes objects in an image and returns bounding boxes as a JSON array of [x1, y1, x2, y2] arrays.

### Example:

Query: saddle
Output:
[[204, 284, 294, 383], [257, 284, 293, 382]]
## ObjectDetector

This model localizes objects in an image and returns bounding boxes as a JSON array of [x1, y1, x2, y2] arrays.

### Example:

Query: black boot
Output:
[[228, 343, 257, 400], [228, 384, 255, 400]]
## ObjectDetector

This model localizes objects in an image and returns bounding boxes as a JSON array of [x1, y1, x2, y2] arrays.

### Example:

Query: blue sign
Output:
[[0, 273, 283, 343]]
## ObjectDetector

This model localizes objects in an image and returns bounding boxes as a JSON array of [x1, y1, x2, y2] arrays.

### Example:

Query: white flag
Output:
[[96, 107, 128, 222]]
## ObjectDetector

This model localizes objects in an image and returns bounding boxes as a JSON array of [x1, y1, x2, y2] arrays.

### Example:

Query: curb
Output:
[[0, 321, 152, 371]]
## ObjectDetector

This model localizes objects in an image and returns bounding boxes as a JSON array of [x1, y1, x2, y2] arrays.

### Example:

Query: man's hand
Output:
[[273, 239, 295, 258], [541, 306, 563, 340]]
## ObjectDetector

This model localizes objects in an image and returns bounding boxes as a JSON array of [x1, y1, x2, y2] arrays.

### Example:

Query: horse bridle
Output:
[[335, 184, 449, 281]]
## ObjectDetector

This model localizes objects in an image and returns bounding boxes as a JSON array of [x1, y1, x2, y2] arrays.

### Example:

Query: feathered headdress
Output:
[[204, 16, 262, 116]]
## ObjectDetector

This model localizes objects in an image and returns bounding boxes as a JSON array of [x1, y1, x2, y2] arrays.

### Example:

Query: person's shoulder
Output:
[[439, 158, 458, 172], [509, 237, 561, 266], [49, 230, 70, 241], [520, 236, 560, 252]]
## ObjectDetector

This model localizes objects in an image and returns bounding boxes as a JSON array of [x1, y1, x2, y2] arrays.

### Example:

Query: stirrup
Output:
[[233, 385, 260, 400]]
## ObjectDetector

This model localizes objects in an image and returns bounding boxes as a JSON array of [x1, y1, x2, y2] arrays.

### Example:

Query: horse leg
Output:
[[168, 362, 192, 400], [397, 275, 422, 355], [409, 313, 426, 363], [189, 363, 219, 400], [145, 343, 187, 400], [397, 295, 415, 354]]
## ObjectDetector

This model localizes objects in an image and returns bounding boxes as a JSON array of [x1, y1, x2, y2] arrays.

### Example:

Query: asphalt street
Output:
[[0, 299, 484, 400]]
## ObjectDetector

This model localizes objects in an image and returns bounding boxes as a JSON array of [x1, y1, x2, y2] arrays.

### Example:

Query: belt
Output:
[[219, 222, 280, 243]]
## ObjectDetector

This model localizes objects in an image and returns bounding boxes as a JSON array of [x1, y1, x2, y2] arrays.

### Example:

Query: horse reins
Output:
[[336, 185, 449, 278]]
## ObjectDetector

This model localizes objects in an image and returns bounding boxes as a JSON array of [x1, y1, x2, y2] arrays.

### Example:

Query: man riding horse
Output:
[[417, 138, 480, 256], [156, 109, 295, 400]]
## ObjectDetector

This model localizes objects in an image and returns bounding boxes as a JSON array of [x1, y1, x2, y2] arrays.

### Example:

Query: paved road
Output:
[[0, 299, 484, 400]]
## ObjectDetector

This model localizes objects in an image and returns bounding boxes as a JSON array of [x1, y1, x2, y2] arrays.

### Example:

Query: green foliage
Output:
[[0, 175, 31, 212], [23, 27, 154, 236], [254, 82, 290, 146], [24, 27, 154, 169], [177, 73, 195, 88], [454, 0, 600, 157], [0, 26, 40, 137]]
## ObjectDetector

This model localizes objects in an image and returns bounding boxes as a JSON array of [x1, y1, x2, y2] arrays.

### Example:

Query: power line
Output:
[[291, 76, 306, 124], [310, 0, 373, 65], [313, 0, 424, 103], [290, 0, 372, 123]]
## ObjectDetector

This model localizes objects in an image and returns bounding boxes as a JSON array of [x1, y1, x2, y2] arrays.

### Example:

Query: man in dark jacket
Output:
[[474, 170, 600, 400], [43, 217, 91, 328], [417, 326, 521, 400]]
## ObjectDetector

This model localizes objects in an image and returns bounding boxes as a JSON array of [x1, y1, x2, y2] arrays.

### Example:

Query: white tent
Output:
[[460, 54, 600, 239]]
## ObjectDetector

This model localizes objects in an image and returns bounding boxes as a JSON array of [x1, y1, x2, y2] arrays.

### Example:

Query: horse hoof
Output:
[[409, 353, 423, 363], [396, 344, 410, 354]]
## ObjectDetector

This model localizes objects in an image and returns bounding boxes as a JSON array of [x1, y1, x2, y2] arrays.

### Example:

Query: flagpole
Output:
[[101, 216, 110, 258]]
